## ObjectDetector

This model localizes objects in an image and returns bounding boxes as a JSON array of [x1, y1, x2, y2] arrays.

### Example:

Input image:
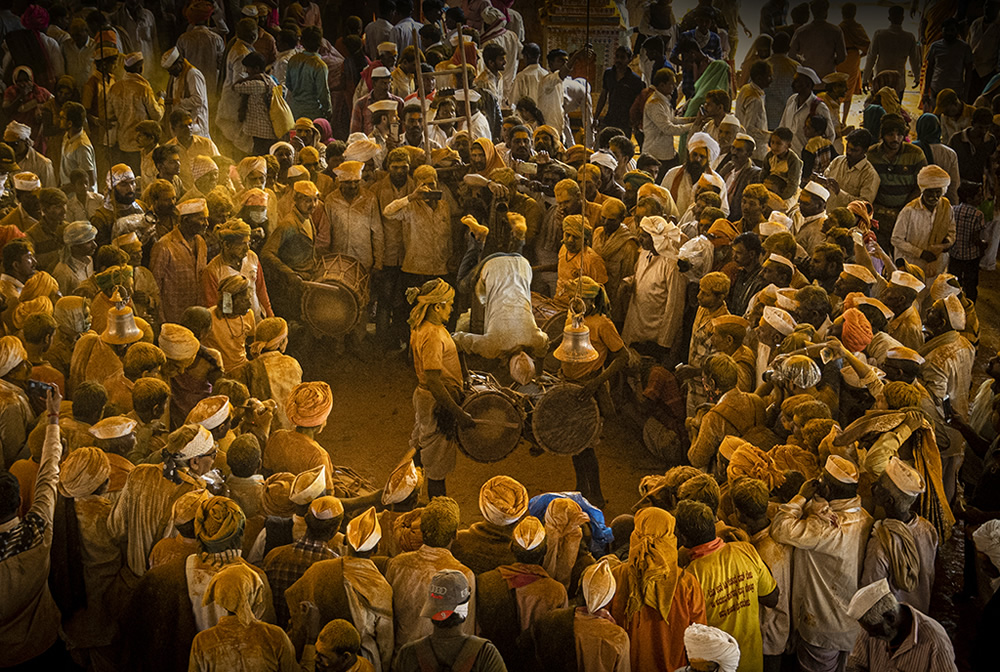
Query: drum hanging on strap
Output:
[[457, 376, 524, 463], [531, 383, 601, 455], [301, 254, 370, 338]]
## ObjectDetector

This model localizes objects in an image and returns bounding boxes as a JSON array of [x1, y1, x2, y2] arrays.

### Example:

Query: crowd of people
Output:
[[2, 0, 1000, 670]]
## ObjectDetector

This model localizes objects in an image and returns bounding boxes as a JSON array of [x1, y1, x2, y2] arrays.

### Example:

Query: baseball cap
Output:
[[420, 569, 471, 621]]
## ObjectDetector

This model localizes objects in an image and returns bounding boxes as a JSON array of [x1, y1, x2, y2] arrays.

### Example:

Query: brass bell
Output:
[[101, 288, 142, 345], [554, 298, 599, 364]]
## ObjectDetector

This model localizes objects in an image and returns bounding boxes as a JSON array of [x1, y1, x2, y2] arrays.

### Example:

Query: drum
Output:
[[531, 291, 567, 328], [457, 374, 524, 463], [301, 255, 370, 337], [531, 383, 601, 455]]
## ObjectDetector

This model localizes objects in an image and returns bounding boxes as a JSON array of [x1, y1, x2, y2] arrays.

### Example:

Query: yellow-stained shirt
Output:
[[411, 322, 463, 391], [562, 314, 624, 382]]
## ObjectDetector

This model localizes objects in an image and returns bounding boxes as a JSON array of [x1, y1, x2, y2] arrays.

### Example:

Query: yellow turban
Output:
[[600, 197, 627, 219], [286, 381, 333, 428], [238, 156, 267, 182], [394, 507, 424, 552], [216, 218, 252, 240], [262, 473, 296, 517], [58, 447, 111, 498], [543, 498, 590, 586], [194, 496, 246, 552], [727, 444, 787, 490], [917, 164, 951, 191], [478, 476, 528, 527], [159, 323, 200, 361], [172, 488, 212, 526], [250, 317, 288, 357], [13, 296, 53, 330], [0, 335, 27, 377], [562, 214, 588, 238], [405, 278, 455, 329], [20, 271, 58, 301], [203, 564, 263, 625], [699, 271, 731, 295]]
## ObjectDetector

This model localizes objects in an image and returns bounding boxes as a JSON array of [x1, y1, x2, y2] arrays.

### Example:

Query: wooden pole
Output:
[[456, 25, 474, 136], [412, 27, 432, 163]]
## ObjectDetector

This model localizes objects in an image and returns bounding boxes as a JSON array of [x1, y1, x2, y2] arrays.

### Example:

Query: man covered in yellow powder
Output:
[[189, 564, 297, 671], [553, 214, 608, 305], [202, 274, 256, 380], [120, 495, 274, 672], [451, 476, 529, 574], [67, 286, 142, 396], [202, 217, 273, 322], [148, 488, 211, 569], [262, 381, 335, 490], [406, 278, 472, 498], [246, 317, 302, 430], [45, 296, 91, 381], [530, 558, 629, 672], [185, 395, 234, 476], [285, 507, 394, 671], [479, 515, 569, 668], [108, 423, 218, 580], [677, 271, 731, 416]]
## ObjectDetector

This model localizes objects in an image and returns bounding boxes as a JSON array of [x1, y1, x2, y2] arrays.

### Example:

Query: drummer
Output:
[[406, 278, 474, 499], [560, 276, 628, 508], [261, 180, 322, 320]]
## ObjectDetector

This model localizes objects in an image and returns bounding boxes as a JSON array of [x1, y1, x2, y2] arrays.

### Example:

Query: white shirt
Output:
[[170, 64, 211, 139], [643, 89, 692, 161], [59, 129, 96, 190], [177, 25, 225, 94], [512, 65, 565, 138], [778, 92, 836, 155], [660, 165, 729, 215], [823, 155, 880, 209], [482, 28, 522, 107], [891, 199, 956, 284], [735, 83, 769, 161]]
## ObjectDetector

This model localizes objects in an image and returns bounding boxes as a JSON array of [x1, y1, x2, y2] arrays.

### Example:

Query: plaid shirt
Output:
[[951, 202, 987, 260], [262, 537, 337, 627]]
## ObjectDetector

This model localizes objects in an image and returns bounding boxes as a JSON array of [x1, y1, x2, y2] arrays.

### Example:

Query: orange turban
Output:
[[840, 307, 873, 353], [285, 381, 333, 428]]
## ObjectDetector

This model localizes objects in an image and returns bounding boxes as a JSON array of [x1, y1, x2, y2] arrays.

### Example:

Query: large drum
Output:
[[531, 383, 601, 455], [457, 373, 524, 463], [301, 255, 370, 337]]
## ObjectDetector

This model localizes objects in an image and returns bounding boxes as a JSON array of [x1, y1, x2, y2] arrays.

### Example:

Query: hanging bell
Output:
[[554, 298, 599, 364], [101, 288, 142, 345]]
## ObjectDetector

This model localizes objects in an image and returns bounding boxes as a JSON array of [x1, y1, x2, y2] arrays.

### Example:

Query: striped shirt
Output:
[[846, 604, 958, 672], [866, 142, 927, 229], [951, 202, 987, 260]]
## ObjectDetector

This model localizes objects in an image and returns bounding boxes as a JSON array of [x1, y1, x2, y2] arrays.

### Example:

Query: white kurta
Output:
[[177, 25, 225, 94], [661, 166, 729, 215], [170, 65, 211, 138], [622, 250, 685, 349], [323, 190, 383, 270], [452, 254, 549, 359], [891, 200, 956, 287], [770, 495, 874, 652], [919, 330, 976, 417], [777, 92, 836, 156]]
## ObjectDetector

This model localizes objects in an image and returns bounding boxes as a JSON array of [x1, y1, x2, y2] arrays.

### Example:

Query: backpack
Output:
[[414, 635, 488, 672]]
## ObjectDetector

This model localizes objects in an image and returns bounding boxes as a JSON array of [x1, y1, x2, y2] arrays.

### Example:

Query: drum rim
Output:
[[531, 382, 601, 456], [457, 389, 524, 463], [301, 280, 361, 337]]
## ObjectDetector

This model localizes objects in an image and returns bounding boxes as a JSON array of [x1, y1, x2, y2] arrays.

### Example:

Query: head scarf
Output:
[[684, 624, 741, 672], [639, 216, 682, 256], [478, 476, 528, 526], [912, 113, 942, 165], [626, 507, 679, 623], [847, 200, 873, 230], [159, 323, 200, 361], [202, 564, 263, 625], [262, 473, 296, 517], [405, 278, 454, 328], [532, 125, 564, 155], [53, 296, 90, 335], [58, 447, 111, 498], [840, 308, 873, 352], [542, 498, 590, 587], [0, 335, 27, 377], [285, 381, 333, 428], [875, 86, 901, 115], [237, 157, 267, 184], [727, 444, 786, 490], [562, 214, 590, 240], [687, 132, 721, 164], [471, 137, 505, 176], [250, 317, 288, 357], [194, 496, 246, 553]]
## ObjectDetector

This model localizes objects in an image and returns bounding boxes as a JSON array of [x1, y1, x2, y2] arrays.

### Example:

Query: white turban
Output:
[[973, 519, 1000, 592], [582, 559, 616, 614], [639, 215, 681, 256], [159, 323, 200, 360], [344, 139, 380, 163], [917, 164, 951, 191], [943, 294, 966, 331], [687, 132, 720, 164], [4, 121, 30, 142], [683, 624, 741, 672]]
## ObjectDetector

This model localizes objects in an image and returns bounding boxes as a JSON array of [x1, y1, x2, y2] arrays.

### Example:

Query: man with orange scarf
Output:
[[609, 506, 707, 672]]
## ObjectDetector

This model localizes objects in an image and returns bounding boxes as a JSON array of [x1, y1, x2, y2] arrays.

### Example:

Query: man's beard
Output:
[[685, 161, 705, 182], [114, 191, 135, 205]]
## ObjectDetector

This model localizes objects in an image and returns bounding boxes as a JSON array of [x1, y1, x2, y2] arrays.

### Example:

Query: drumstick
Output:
[[471, 418, 521, 429]]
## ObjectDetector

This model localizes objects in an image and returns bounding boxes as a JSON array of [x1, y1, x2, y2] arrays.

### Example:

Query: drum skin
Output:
[[532, 383, 601, 455], [301, 255, 370, 337], [457, 390, 523, 462]]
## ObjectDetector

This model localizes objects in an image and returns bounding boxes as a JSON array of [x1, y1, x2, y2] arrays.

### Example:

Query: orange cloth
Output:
[[610, 563, 707, 672], [841, 308, 873, 352]]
